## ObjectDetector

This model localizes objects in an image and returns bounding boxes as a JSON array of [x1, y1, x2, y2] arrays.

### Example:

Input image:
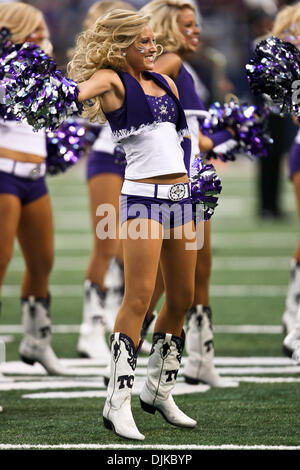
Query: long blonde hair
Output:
[[0, 2, 52, 55], [68, 9, 150, 123], [140, 0, 195, 53], [271, 2, 300, 42]]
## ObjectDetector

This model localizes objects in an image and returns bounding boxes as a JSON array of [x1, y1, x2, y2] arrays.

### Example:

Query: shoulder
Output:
[[154, 53, 182, 78], [92, 69, 123, 86]]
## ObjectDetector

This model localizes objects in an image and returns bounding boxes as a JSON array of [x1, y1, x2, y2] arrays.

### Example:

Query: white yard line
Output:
[[6, 256, 292, 271], [0, 284, 288, 297], [0, 324, 284, 334]]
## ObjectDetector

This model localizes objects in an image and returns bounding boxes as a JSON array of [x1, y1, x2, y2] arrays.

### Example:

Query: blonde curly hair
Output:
[[0, 2, 52, 55], [68, 8, 151, 123], [271, 2, 300, 43], [140, 0, 195, 53]]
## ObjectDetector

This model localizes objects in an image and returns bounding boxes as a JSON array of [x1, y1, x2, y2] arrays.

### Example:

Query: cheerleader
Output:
[[0, 2, 66, 375], [68, 8, 198, 440], [267, 3, 300, 360], [140, 0, 238, 387], [75, 1, 135, 362]]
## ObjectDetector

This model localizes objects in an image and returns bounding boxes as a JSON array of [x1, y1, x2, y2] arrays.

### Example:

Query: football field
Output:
[[0, 157, 300, 451]]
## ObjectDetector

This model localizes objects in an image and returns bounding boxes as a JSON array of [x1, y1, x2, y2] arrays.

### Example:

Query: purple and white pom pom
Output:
[[0, 27, 82, 131], [190, 157, 222, 221], [201, 100, 272, 162], [246, 36, 300, 115], [46, 119, 100, 175]]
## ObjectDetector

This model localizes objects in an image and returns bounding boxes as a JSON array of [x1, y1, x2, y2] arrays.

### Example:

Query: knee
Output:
[[166, 286, 194, 315], [123, 285, 155, 316], [26, 253, 54, 278], [93, 239, 118, 264], [195, 255, 212, 281]]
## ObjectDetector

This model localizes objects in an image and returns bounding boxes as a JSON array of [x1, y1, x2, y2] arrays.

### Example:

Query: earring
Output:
[[122, 51, 126, 57]]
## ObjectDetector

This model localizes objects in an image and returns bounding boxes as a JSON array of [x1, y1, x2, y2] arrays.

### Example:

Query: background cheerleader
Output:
[[266, 3, 300, 361], [0, 2, 66, 375]]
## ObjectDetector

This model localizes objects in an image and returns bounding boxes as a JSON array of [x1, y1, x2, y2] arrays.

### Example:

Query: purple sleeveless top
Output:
[[104, 71, 189, 142]]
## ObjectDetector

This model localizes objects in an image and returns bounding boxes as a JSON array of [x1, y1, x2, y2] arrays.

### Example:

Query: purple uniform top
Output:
[[104, 70, 189, 141], [174, 63, 206, 113]]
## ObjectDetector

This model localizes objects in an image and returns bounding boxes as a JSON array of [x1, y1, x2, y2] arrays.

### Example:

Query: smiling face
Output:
[[177, 8, 200, 52], [125, 25, 158, 73]]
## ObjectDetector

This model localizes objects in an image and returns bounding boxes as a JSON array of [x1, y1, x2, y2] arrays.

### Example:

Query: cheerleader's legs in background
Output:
[[283, 170, 300, 362], [141, 220, 238, 387], [77, 171, 124, 361], [0, 189, 66, 375]]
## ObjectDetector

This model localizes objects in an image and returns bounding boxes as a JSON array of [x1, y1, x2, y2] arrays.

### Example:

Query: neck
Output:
[[125, 66, 150, 83]]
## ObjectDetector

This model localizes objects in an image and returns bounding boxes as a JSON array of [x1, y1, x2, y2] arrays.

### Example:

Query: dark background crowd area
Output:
[[20, 0, 296, 103]]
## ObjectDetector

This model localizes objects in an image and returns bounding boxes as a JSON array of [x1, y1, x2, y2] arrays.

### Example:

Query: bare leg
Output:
[[193, 220, 212, 307], [17, 194, 54, 298], [113, 219, 163, 347], [17, 194, 65, 375], [155, 221, 197, 336], [0, 194, 21, 291], [85, 173, 123, 290]]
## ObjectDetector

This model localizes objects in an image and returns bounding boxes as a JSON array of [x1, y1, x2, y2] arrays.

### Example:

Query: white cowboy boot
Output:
[[19, 296, 67, 375], [183, 305, 238, 388], [282, 259, 300, 334], [140, 332, 197, 428], [103, 332, 145, 440], [283, 303, 300, 358], [77, 280, 110, 361]]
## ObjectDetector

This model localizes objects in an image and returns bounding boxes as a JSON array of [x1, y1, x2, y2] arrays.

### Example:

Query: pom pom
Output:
[[46, 119, 100, 175], [190, 157, 222, 221], [0, 27, 82, 131], [201, 100, 273, 162], [246, 36, 300, 115]]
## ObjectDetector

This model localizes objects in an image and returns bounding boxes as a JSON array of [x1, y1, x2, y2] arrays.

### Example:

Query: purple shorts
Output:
[[120, 194, 194, 229], [87, 151, 125, 180], [0, 171, 48, 205], [289, 142, 300, 179]]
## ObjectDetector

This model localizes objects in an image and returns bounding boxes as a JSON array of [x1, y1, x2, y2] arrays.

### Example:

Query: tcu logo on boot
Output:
[[39, 326, 50, 338], [165, 369, 178, 382], [204, 339, 214, 353], [118, 375, 134, 389]]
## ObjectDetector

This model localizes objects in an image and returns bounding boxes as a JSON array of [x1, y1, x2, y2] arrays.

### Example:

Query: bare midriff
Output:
[[0, 147, 45, 163], [128, 173, 188, 184]]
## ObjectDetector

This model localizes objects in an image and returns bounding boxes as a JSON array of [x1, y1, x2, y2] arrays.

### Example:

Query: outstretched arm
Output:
[[78, 69, 123, 103]]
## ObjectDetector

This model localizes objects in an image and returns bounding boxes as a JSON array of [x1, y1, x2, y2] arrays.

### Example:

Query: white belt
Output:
[[122, 180, 191, 202], [0, 157, 46, 179]]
